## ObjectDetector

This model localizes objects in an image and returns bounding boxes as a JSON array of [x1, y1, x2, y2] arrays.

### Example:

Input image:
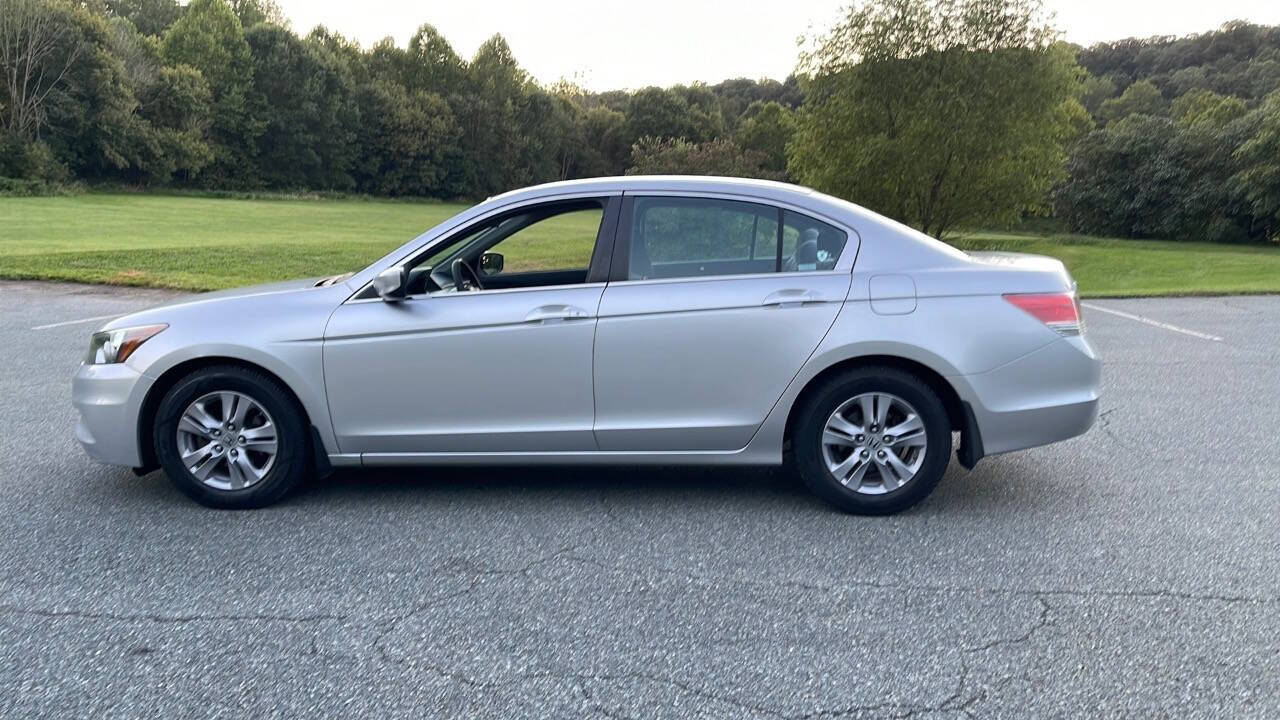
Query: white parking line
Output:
[[31, 314, 121, 331], [1081, 302, 1223, 342]]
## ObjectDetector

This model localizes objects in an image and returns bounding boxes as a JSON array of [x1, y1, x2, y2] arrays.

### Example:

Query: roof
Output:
[[487, 175, 820, 206]]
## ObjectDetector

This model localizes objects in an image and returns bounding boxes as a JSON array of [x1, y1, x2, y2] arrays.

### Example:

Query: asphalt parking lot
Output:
[[0, 280, 1276, 718]]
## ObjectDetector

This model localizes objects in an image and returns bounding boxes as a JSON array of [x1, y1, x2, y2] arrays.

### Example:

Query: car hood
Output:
[[100, 276, 344, 331]]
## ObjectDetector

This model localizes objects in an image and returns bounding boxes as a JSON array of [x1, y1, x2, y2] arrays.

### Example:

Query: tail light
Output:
[[1003, 292, 1083, 336]]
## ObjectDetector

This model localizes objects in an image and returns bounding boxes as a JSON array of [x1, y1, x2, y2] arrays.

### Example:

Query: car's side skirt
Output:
[[337, 448, 784, 467]]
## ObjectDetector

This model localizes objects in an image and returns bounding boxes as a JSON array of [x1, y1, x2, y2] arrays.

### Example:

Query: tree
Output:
[[245, 24, 356, 189], [364, 37, 406, 86], [227, 0, 286, 28], [1055, 115, 1250, 242], [735, 101, 795, 173], [539, 86, 590, 180], [710, 77, 802, 130], [1097, 79, 1165, 124], [1232, 91, 1280, 241], [1078, 74, 1117, 115], [1078, 22, 1280, 100], [451, 34, 560, 196], [1167, 66, 1209, 96], [671, 83, 724, 140], [1243, 57, 1280, 98], [103, 18, 212, 183], [789, 0, 1082, 238], [577, 105, 629, 177], [625, 87, 703, 144], [306, 26, 369, 83], [161, 0, 257, 185], [131, 64, 214, 183], [0, 0, 145, 181], [104, 0, 182, 37], [1171, 89, 1247, 130], [351, 80, 460, 196], [403, 24, 465, 96], [0, 0, 89, 140], [627, 137, 784, 180]]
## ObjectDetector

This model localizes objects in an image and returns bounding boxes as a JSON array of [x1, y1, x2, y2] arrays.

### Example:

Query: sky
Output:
[[275, 0, 1280, 90]]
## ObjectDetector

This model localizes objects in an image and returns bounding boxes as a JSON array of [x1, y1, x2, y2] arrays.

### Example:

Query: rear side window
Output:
[[627, 197, 847, 280], [781, 210, 848, 272]]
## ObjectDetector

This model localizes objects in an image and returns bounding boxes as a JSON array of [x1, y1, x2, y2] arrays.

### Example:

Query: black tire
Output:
[[153, 365, 310, 509], [794, 366, 952, 515]]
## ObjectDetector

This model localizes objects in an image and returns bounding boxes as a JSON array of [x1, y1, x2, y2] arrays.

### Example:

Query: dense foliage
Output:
[[0, 0, 801, 200], [2, 0, 1280, 241], [1052, 21, 1280, 241], [789, 0, 1083, 239]]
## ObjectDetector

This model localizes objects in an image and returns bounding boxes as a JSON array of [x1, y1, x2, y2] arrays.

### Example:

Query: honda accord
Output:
[[73, 176, 1099, 514]]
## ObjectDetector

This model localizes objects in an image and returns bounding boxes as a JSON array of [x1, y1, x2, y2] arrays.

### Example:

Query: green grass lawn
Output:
[[952, 231, 1280, 297], [0, 193, 465, 290], [1, 192, 1278, 296]]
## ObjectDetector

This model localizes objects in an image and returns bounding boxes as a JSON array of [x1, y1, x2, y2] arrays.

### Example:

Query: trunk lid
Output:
[[961, 250, 1076, 294]]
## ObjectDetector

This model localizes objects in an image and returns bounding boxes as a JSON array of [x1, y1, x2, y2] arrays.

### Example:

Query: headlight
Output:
[[85, 324, 167, 365]]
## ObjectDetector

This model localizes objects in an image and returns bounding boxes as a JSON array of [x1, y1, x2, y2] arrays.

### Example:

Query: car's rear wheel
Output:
[[153, 366, 309, 509], [794, 367, 952, 515]]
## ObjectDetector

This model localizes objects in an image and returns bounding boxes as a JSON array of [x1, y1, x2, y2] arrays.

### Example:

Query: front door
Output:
[[324, 199, 615, 454]]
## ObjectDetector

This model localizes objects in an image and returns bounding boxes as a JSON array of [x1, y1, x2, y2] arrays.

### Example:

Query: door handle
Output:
[[761, 289, 822, 307], [524, 304, 592, 323]]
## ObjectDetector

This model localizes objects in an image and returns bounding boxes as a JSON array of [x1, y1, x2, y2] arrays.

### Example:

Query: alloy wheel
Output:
[[175, 391, 278, 491], [821, 392, 928, 494]]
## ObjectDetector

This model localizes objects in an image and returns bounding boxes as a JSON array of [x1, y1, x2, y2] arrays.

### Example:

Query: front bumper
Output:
[[73, 363, 150, 467], [958, 336, 1101, 456]]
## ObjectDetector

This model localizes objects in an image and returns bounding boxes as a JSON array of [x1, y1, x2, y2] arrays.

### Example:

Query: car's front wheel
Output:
[[153, 366, 309, 509], [794, 367, 952, 515]]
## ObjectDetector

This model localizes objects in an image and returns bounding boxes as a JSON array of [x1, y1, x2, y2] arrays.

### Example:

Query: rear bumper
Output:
[[957, 336, 1100, 456], [73, 363, 149, 468]]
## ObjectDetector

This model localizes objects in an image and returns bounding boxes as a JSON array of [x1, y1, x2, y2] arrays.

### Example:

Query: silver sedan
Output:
[[73, 176, 1099, 514]]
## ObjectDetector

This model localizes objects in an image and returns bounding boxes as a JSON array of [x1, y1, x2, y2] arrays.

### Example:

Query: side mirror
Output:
[[372, 266, 408, 301], [479, 251, 504, 275]]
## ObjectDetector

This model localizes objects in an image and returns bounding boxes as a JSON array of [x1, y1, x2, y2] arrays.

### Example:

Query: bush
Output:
[[0, 177, 82, 196], [626, 137, 784, 181], [0, 136, 71, 184]]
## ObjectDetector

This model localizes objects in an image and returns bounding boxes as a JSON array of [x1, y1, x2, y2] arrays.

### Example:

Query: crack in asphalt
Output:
[[1097, 406, 1148, 461], [787, 600, 1052, 720], [1216, 298, 1265, 315], [581, 670, 789, 719], [370, 545, 579, 670], [1096, 405, 1224, 467], [963, 596, 1054, 654]]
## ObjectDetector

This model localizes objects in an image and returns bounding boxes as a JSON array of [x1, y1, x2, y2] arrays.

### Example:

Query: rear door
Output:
[[592, 194, 855, 451]]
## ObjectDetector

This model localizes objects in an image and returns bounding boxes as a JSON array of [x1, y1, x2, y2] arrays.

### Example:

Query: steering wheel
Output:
[[451, 258, 484, 292]]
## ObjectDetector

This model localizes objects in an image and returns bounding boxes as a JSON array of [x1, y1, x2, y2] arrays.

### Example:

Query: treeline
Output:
[[1057, 22, 1280, 242], [2, 0, 1280, 243], [0, 0, 799, 199]]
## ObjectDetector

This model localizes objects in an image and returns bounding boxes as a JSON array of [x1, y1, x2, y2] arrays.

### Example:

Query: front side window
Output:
[[396, 199, 606, 296], [628, 197, 848, 280], [482, 207, 602, 275]]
